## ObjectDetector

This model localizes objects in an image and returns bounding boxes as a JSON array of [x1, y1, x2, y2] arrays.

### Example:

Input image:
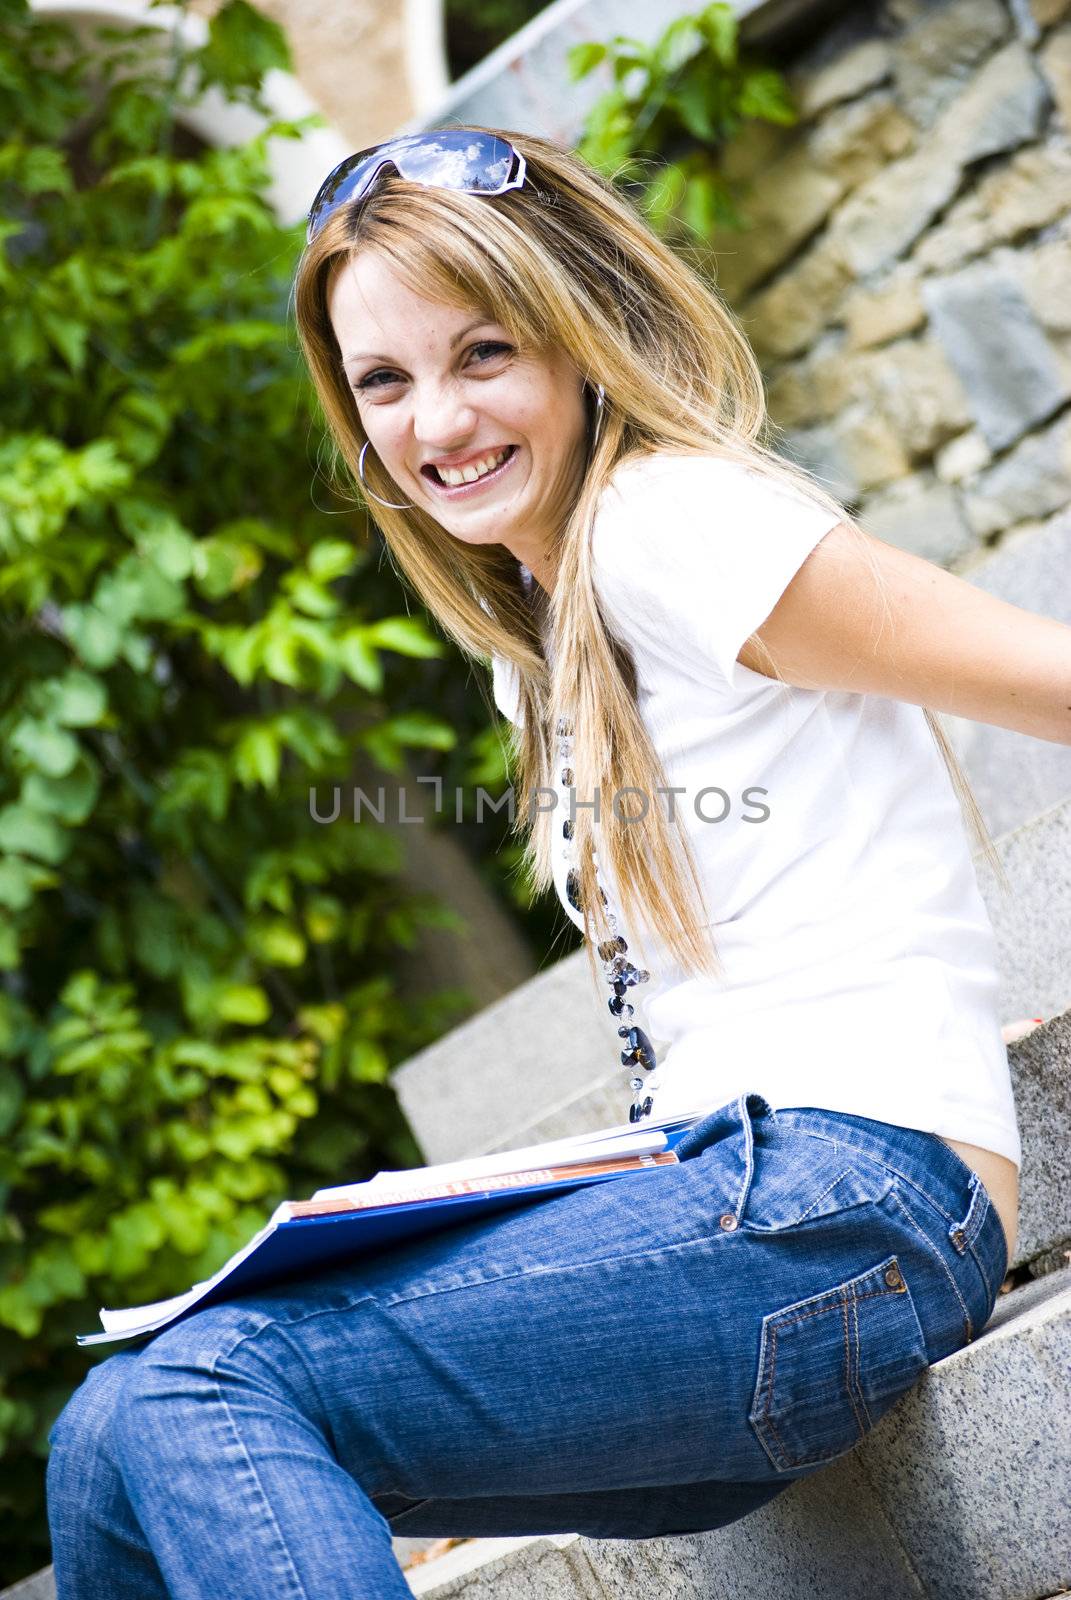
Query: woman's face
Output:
[[327, 248, 589, 586]]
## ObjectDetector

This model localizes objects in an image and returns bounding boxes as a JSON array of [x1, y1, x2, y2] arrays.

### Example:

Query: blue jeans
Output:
[[45, 1092, 1008, 1599]]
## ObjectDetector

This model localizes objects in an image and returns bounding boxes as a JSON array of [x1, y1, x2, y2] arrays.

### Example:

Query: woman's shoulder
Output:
[[592, 448, 839, 572], [599, 447, 755, 502], [597, 447, 826, 516]]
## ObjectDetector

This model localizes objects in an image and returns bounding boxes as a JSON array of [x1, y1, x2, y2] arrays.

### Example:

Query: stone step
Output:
[[405, 1264, 1071, 1600], [944, 507, 1071, 841], [976, 792, 1071, 1024]]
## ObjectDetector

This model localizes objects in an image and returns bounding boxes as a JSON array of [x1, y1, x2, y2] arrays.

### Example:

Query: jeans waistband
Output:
[[771, 1103, 1010, 1287]]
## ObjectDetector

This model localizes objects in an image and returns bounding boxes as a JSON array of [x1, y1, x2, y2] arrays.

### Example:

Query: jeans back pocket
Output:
[[748, 1251, 930, 1474]]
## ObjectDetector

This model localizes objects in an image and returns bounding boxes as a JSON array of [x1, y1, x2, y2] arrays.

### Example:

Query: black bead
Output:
[[617, 1024, 655, 1070], [562, 819, 573, 840]]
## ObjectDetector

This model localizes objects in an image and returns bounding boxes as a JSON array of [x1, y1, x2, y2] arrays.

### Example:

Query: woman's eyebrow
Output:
[[342, 317, 497, 372]]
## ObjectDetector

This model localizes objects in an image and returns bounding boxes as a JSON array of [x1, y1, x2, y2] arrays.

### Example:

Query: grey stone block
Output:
[[976, 795, 1071, 1026], [0, 1569, 54, 1600], [853, 1263, 1071, 1600], [962, 409, 1071, 539], [922, 261, 1071, 451], [944, 509, 1071, 840], [406, 1532, 603, 1599], [581, 1460, 923, 1598], [856, 471, 978, 564], [391, 947, 607, 1164]]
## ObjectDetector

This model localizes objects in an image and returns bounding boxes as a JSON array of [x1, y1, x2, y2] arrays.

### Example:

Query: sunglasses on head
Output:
[[306, 130, 528, 243]]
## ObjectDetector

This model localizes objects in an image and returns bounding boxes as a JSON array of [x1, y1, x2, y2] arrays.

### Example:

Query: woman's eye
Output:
[[352, 342, 511, 395], [354, 369, 400, 392], [469, 341, 511, 363]]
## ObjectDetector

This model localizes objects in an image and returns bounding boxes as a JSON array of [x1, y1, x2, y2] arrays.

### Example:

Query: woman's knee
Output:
[[109, 1302, 282, 1466], [48, 1346, 143, 1460]]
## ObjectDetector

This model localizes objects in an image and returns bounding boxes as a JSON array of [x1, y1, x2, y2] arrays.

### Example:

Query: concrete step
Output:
[[405, 1264, 1071, 1600]]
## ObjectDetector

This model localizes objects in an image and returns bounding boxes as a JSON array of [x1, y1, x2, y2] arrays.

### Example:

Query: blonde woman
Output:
[[46, 127, 1069, 1599]]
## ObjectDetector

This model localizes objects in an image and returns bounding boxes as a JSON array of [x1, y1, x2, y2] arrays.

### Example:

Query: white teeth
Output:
[[437, 447, 511, 487]]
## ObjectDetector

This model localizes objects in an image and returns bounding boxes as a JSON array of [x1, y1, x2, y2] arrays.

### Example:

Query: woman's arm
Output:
[[740, 521, 1071, 746]]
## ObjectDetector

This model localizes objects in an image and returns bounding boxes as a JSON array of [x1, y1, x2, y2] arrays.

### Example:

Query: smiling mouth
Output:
[[422, 444, 518, 492]]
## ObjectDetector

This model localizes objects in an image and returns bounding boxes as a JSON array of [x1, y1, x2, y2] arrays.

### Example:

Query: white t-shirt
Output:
[[491, 451, 1021, 1168]]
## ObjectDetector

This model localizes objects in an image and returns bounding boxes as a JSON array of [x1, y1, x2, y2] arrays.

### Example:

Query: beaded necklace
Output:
[[519, 561, 662, 1126]]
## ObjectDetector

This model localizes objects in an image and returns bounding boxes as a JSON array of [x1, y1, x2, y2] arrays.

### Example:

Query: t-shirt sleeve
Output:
[[591, 454, 844, 694]]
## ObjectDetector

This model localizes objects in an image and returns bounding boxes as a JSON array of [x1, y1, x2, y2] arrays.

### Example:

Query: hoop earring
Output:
[[590, 383, 606, 450], [358, 440, 413, 510]]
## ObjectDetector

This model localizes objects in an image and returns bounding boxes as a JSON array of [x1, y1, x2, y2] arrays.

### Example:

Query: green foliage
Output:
[[0, 0, 519, 1577], [569, 1, 798, 249]]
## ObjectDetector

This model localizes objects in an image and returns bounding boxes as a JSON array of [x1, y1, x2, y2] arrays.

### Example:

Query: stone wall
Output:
[[722, 0, 1071, 570]]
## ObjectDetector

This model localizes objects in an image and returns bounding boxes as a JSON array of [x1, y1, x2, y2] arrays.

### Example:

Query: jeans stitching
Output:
[[887, 1186, 973, 1344], [966, 1192, 996, 1310], [760, 1278, 908, 1463], [794, 1166, 858, 1225], [207, 1363, 313, 1600]]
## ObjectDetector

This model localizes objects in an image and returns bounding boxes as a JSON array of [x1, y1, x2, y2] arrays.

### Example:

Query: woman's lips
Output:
[[421, 444, 519, 498]]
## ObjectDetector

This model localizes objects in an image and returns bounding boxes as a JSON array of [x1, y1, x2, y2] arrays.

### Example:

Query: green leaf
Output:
[[0, 857, 35, 913], [249, 920, 306, 967], [348, 1038, 389, 1084], [567, 41, 607, 81], [380, 712, 457, 750], [338, 630, 383, 692], [738, 67, 798, 125], [60, 604, 123, 669], [699, 2, 738, 67], [22, 757, 99, 824], [682, 170, 722, 239], [306, 539, 355, 583], [10, 716, 80, 777], [0, 805, 66, 864], [233, 724, 281, 789], [46, 669, 108, 728], [116, 499, 195, 578], [363, 616, 443, 658], [196, 0, 292, 97], [212, 984, 272, 1025], [643, 161, 688, 230]]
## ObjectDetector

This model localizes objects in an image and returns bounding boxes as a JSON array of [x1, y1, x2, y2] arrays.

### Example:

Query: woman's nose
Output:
[[410, 382, 478, 449]]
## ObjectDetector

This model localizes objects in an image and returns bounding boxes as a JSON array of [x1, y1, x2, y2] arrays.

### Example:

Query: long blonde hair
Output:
[[292, 124, 1007, 995]]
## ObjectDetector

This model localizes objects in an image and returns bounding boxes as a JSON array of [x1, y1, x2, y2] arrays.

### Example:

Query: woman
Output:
[[46, 126, 1068, 1599]]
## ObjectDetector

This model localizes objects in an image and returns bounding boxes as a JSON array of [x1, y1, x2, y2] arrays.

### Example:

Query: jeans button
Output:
[[720, 1214, 738, 1231], [884, 1264, 905, 1290]]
